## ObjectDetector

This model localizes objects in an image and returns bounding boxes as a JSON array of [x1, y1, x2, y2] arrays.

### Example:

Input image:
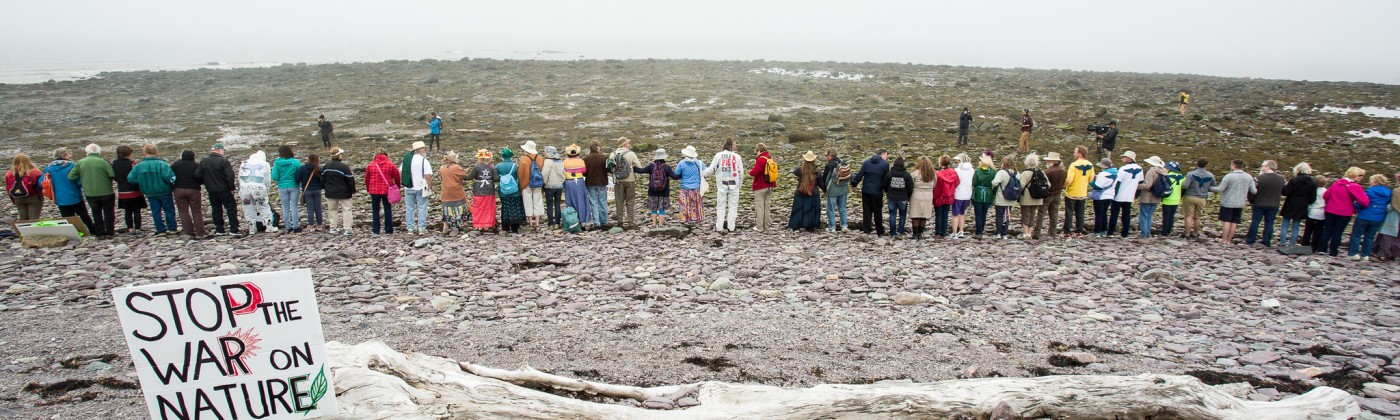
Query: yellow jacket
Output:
[[1063, 158, 1096, 199]]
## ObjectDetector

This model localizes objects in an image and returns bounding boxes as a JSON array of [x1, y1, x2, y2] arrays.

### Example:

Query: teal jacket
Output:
[[271, 157, 302, 189], [127, 157, 176, 197]]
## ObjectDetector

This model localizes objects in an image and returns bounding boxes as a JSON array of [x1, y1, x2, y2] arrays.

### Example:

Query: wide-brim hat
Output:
[[445, 151, 459, 162], [803, 150, 818, 162], [565, 144, 582, 156], [545, 146, 560, 159], [521, 141, 538, 155], [1120, 151, 1136, 161], [681, 145, 698, 158], [653, 148, 668, 160], [1145, 155, 1165, 168], [329, 147, 345, 157], [1044, 152, 1061, 161], [475, 149, 492, 160], [1166, 161, 1181, 173], [411, 141, 427, 151]]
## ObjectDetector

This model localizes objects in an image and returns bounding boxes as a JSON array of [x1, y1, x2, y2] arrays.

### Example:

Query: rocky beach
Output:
[[2, 58, 1400, 418]]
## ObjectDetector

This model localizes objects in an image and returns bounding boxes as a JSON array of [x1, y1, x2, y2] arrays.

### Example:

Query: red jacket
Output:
[[1322, 178, 1369, 217], [749, 152, 776, 191], [933, 167, 959, 206], [365, 154, 401, 195]]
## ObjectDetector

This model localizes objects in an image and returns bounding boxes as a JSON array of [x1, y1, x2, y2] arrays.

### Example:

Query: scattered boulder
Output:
[[645, 227, 690, 239], [21, 234, 69, 248]]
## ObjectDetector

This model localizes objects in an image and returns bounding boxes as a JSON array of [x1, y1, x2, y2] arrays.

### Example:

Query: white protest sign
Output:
[[112, 269, 338, 419]]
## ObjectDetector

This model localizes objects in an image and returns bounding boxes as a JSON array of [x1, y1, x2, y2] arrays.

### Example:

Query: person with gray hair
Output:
[[1016, 153, 1046, 239], [1245, 159, 1286, 246], [69, 143, 117, 237], [1279, 161, 1318, 247]]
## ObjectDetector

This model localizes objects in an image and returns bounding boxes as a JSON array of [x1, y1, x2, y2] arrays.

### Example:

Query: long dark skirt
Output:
[[788, 193, 821, 231], [501, 194, 526, 224], [1376, 233, 1400, 260]]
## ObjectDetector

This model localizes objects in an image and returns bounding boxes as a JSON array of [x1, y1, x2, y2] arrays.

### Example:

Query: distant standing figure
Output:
[[5, 153, 44, 221], [426, 112, 443, 151], [583, 141, 611, 229], [1018, 109, 1033, 153], [958, 108, 973, 146], [1245, 160, 1286, 246], [69, 143, 116, 237], [1096, 121, 1118, 160], [364, 148, 401, 234], [497, 147, 526, 234], [128, 144, 178, 235], [1320, 168, 1369, 257], [562, 145, 591, 226], [467, 149, 498, 231], [317, 115, 334, 148], [788, 151, 823, 232], [197, 143, 239, 236], [437, 151, 468, 235], [674, 145, 707, 225], [239, 151, 276, 233], [112, 146, 146, 233], [170, 149, 208, 239], [1179, 91, 1191, 116], [702, 138, 744, 232], [542, 146, 566, 227], [271, 145, 303, 233], [40, 148, 95, 233], [850, 148, 890, 236], [295, 154, 325, 231], [1210, 159, 1257, 245], [321, 147, 356, 235], [749, 144, 777, 232]]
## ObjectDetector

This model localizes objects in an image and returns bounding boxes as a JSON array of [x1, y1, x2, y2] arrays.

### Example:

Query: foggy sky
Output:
[[2, 0, 1396, 84]]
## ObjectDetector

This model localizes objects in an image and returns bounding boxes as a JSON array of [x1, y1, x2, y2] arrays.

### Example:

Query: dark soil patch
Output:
[[23, 378, 137, 398], [1184, 370, 1313, 395], [914, 323, 968, 335], [682, 356, 735, 372], [1046, 354, 1089, 368], [58, 354, 120, 369], [1047, 340, 1127, 355], [1300, 345, 1358, 358], [612, 323, 641, 332]]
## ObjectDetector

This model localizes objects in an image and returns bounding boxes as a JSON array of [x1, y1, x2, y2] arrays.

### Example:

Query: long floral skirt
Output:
[[678, 189, 703, 222]]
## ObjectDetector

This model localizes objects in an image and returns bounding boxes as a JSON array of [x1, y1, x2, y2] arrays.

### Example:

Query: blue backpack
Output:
[[999, 169, 1024, 201], [527, 157, 544, 188], [498, 163, 519, 196], [561, 207, 582, 233]]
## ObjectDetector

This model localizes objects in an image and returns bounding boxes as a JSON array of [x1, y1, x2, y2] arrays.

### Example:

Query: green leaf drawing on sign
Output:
[[304, 365, 329, 415]]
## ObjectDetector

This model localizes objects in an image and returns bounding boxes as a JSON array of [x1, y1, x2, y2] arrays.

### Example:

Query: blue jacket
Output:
[[675, 158, 706, 190], [1358, 185, 1392, 222], [850, 154, 889, 194], [428, 117, 442, 135], [271, 157, 302, 189], [39, 160, 84, 206]]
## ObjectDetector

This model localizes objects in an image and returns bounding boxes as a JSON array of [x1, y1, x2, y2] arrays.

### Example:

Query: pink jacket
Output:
[[1322, 178, 1369, 217]]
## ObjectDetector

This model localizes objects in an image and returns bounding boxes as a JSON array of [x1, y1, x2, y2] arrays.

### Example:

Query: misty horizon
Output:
[[2, 0, 1398, 86]]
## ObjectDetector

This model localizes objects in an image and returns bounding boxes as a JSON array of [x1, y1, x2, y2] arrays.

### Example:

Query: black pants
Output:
[[994, 205, 1011, 236], [1108, 201, 1132, 237], [1302, 218, 1326, 253], [429, 134, 441, 150], [958, 128, 969, 145], [545, 188, 563, 226], [1161, 204, 1179, 237], [321, 132, 333, 148], [861, 193, 884, 235], [58, 203, 96, 235], [371, 194, 394, 234], [1092, 199, 1112, 234], [208, 190, 241, 234], [1321, 213, 1352, 257], [1064, 198, 1086, 234], [85, 194, 116, 236]]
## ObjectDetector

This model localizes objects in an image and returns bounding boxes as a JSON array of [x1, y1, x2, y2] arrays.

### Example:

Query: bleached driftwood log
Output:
[[324, 340, 1359, 420]]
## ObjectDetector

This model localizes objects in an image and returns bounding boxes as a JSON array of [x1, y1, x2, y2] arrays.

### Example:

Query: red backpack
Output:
[[649, 163, 669, 192]]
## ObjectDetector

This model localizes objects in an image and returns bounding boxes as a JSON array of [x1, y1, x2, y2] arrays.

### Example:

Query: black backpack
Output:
[[1150, 171, 1173, 198], [1000, 170, 1024, 201], [1027, 169, 1050, 199], [609, 151, 631, 180]]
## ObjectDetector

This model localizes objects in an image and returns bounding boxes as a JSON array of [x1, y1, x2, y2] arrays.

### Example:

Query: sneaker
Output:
[[1363, 256, 1371, 262], [1349, 255, 1361, 261]]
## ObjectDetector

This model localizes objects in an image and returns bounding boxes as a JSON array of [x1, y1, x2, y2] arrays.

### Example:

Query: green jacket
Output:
[[972, 166, 997, 204], [127, 156, 176, 197], [271, 157, 302, 189], [68, 153, 116, 197]]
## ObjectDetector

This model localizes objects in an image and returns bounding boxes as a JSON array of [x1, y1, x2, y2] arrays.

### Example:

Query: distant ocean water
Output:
[[0, 49, 588, 85]]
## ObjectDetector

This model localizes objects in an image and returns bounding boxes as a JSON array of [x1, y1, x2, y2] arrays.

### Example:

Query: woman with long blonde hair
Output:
[[5, 154, 44, 220]]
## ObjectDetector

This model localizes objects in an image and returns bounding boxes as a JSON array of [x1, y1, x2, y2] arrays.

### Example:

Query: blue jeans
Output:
[[826, 194, 848, 230], [887, 200, 908, 235], [404, 189, 428, 231], [278, 187, 300, 230], [1349, 218, 1383, 257], [586, 186, 608, 226], [1246, 206, 1278, 246], [973, 201, 991, 235], [1138, 203, 1158, 238], [147, 195, 177, 233], [304, 189, 323, 226], [1280, 217, 1303, 246]]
